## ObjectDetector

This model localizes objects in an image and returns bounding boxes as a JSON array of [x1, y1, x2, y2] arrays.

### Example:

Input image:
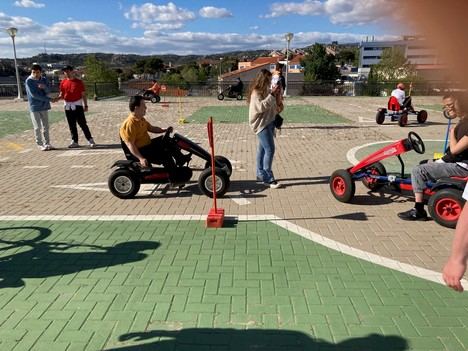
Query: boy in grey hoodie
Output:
[[25, 64, 54, 150]]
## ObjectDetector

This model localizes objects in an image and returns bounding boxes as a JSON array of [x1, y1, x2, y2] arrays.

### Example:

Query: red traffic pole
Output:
[[206, 117, 224, 228]]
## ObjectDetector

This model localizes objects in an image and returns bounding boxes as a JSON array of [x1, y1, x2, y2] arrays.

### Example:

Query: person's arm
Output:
[[25, 79, 51, 103], [449, 130, 468, 155], [81, 81, 88, 112], [148, 125, 167, 134], [124, 140, 149, 168], [443, 203, 468, 292]]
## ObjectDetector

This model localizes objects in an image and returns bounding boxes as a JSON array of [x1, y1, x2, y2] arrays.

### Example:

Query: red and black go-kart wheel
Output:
[[376, 109, 385, 124], [362, 162, 387, 191], [417, 110, 428, 123], [398, 112, 408, 127], [330, 169, 355, 203], [428, 188, 465, 228]]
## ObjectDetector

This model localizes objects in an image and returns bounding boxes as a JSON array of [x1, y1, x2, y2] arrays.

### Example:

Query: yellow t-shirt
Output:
[[120, 113, 151, 148]]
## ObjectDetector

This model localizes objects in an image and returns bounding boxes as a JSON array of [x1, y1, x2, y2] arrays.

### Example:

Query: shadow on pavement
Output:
[[283, 125, 361, 130], [0, 226, 160, 289], [105, 329, 408, 351]]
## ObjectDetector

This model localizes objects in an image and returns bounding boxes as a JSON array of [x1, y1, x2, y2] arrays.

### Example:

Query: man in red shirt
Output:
[[57, 65, 96, 148]]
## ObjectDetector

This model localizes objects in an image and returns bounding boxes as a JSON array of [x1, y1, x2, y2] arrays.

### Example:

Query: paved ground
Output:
[[0, 96, 467, 350]]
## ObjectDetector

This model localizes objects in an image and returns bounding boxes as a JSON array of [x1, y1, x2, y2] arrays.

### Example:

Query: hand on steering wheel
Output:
[[408, 131, 425, 154]]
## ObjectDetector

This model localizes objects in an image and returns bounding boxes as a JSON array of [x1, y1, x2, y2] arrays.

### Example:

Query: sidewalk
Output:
[[0, 97, 466, 350]]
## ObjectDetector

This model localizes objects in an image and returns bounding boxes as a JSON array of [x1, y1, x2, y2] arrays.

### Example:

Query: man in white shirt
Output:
[[391, 82, 413, 111]]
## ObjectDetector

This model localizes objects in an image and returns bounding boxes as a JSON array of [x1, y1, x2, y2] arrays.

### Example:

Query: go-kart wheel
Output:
[[376, 109, 385, 124], [236, 94, 243, 101], [330, 169, 355, 203], [217, 93, 225, 101], [362, 162, 387, 191], [198, 167, 230, 198], [150, 95, 161, 103], [398, 112, 408, 127], [205, 155, 232, 176], [417, 110, 428, 123], [408, 131, 425, 154], [108, 169, 140, 199], [428, 188, 465, 228]]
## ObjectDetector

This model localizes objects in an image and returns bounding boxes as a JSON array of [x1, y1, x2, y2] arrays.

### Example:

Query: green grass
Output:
[[0, 111, 65, 138], [420, 104, 443, 111], [188, 104, 350, 124]]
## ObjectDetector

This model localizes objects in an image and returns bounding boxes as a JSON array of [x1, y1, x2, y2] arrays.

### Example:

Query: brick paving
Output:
[[0, 96, 467, 350]]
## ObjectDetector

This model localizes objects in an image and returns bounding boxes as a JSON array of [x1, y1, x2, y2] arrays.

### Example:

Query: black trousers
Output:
[[139, 137, 185, 180], [65, 106, 92, 143]]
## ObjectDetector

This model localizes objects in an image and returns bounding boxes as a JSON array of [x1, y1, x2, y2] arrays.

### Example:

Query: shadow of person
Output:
[[104, 329, 408, 351], [0, 226, 160, 289]]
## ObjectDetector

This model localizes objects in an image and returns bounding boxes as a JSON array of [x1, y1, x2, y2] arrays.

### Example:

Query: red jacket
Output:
[[60, 78, 85, 102]]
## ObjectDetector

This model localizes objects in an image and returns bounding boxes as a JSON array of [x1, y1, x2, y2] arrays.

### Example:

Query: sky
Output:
[[0, 0, 404, 58]]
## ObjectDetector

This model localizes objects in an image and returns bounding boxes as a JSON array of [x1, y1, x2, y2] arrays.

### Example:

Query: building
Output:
[[359, 36, 447, 80]]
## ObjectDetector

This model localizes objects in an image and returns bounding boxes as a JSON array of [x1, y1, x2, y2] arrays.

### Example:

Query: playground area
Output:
[[0, 95, 467, 350]]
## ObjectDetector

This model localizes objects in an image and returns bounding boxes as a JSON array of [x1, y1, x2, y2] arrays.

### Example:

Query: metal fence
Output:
[[1, 80, 465, 100]]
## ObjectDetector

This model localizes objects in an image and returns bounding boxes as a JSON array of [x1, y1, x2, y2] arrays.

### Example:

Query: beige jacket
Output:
[[248, 91, 277, 134]]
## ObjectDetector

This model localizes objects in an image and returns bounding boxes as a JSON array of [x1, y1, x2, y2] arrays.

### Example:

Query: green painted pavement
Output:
[[189, 105, 350, 124], [0, 221, 466, 350]]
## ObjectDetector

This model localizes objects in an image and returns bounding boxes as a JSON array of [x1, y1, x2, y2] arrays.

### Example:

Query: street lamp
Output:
[[6, 27, 22, 100], [284, 32, 294, 97]]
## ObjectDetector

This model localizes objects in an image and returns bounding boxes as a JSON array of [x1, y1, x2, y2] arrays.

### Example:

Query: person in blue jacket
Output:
[[25, 64, 54, 150]]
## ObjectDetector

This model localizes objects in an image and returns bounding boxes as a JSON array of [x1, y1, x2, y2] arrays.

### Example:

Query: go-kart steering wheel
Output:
[[443, 109, 458, 120], [408, 131, 425, 154], [162, 126, 173, 143]]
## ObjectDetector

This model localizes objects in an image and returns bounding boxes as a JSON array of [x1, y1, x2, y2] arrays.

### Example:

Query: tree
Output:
[[134, 57, 164, 75], [83, 55, 118, 82], [371, 47, 417, 82], [301, 43, 340, 81], [336, 47, 359, 66]]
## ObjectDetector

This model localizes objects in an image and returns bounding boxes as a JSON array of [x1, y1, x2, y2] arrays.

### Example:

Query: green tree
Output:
[[336, 47, 359, 66], [371, 47, 417, 82], [181, 66, 198, 83], [83, 55, 117, 82], [134, 57, 164, 75], [301, 43, 340, 81]]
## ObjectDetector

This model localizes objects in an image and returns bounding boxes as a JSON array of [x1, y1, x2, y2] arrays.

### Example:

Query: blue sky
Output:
[[0, 0, 403, 58]]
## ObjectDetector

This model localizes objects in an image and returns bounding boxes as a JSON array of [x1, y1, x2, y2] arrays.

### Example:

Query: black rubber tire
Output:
[[417, 110, 428, 123], [428, 188, 465, 228], [217, 93, 225, 101], [398, 112, 408, 127], [376, 110, 385, 124], [330, 169, 355, 203], [150, 95, 161, 103], [205, 155, 233, 175], [362, 162, 387, 191], [108, 169, 140, 199], [198, 167, 230, 198], [236, 94, 243, 101]]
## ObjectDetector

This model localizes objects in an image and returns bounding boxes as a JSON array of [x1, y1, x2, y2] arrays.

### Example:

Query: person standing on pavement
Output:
[[248, 68, 282, 188], [25, 64, 54, 151], [56, 65, 96, 148]]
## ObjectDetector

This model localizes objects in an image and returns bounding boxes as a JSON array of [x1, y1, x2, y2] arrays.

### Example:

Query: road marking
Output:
[[71, 165, 95, 169], [0, 142, 24, 151], [0, 157, 10, 162], [0, 214, 463, 288], [346, 139, 445, 165], [57, 149, 121, 157], [19, 148, 33, 154], [229, 196, 251, 205], [23, 165, 49, 169]]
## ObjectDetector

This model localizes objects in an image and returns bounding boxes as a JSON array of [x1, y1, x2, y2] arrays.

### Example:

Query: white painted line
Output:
[[23, 165, 49, 169], [0, 157, 10, 162], [346, 139, 445, 165], [57, 149, 121, 157], [0, 214, 462, 289], [71, 165, 95, 169], [18, 148, 33, 154], [229, 196, 251, 205]]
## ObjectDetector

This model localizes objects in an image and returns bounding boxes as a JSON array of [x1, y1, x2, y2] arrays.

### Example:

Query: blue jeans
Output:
[[256, 122, 276, 183]]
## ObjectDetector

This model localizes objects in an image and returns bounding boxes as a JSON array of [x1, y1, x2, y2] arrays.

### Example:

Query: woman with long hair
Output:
[[248, 69, 282, 188]]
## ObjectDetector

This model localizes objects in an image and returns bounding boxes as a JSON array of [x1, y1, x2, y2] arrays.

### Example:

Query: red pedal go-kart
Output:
[[330, 132, 466, 228], [376, 96, 428, 127]]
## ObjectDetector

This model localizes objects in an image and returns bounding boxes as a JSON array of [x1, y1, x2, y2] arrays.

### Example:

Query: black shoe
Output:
[[176, 153, 191, 167], [397, 208, 429, 221]]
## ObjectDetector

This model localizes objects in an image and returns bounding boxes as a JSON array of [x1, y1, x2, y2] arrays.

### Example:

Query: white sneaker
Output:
[[38, 145, 47, 151], [44, 144, 55, 150], [266, 180, 281, 189], [88, 138, 96, 148], [68, 141, 79, 148]]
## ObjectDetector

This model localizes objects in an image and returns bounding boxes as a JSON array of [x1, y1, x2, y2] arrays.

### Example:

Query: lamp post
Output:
[[6, 27, 22, 100], [284, 32, 294, 97]]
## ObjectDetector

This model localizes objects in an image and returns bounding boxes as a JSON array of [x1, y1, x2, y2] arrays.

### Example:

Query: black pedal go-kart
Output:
[[108, 129, 232, 199], [217, 81, 243, 101], [138, 89, 161, 104], [376, 96, 428, 127], [330, 131, 467, 228]]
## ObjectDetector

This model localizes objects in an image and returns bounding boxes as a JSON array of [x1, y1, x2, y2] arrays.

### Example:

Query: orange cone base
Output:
[[206, 208, 225, 228]]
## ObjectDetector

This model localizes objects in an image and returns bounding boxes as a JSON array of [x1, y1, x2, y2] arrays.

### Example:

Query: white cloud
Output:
[[124, 2, 195, 31], [265, 0, 395, 25], [250, 25, 260, 31], [199, 6, 232, 18], [14, 0, 45, 8]]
